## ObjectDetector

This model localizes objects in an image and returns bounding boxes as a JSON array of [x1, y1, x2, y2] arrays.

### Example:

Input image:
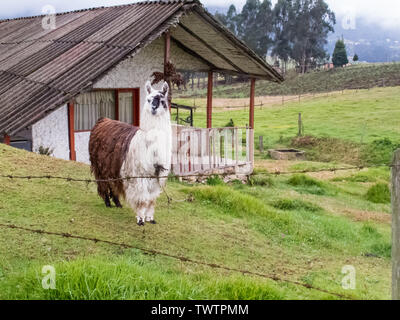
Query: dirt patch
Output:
[[342, 208, 391, 224]]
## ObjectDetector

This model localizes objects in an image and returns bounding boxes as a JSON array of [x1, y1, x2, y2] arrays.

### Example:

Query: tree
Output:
[[353, 54, 359, 62], [213, 0, 336, 73], [332, 39, 349, 67], [236, 0, 274, 58], [272, 0, 294, 73], [215, 5, 238, 35], [290, 0, 336, 73]]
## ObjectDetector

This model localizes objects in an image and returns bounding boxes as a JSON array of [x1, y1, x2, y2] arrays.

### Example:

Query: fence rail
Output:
[[172, 125, 254, 176]]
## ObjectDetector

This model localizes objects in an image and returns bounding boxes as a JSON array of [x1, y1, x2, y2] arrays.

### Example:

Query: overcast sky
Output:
[[0, 0, 399, 29]]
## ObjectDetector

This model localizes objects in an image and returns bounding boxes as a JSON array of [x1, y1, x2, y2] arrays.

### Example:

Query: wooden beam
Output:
[[249, 78, 255, 168], [178, 24, 246, 74], [67, 102, 76, 161], [192, 9, 284, 82], [115, 90, 119, 121], [134, 88, 140, 127], [207, 71, 213, 128], [4, 134, 10, 145], [249, 78, 255, 129], [164, 31, 172, 110]]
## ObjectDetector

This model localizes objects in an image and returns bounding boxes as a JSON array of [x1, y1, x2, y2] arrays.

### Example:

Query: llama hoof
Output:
[[149, 220, 157, 225], [137, 218, 145, 226]]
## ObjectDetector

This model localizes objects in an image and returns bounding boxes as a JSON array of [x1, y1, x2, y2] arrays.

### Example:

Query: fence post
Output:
[[298, 113, 303, 137], [392, 149, 400, 300], [259, 136, 264, 154]]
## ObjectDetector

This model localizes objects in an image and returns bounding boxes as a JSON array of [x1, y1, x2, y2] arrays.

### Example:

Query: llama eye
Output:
[[147, 99, 151, 103]]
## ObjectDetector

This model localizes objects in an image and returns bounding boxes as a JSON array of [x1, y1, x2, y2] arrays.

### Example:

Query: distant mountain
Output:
[[328, 15, 400, 63]]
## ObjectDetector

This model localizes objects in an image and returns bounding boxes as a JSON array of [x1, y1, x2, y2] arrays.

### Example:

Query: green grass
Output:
[[181, 86, 400, 146], [365, 183, 391, 204], [0, 141, 392, 300], [175, 86, 400, 166]]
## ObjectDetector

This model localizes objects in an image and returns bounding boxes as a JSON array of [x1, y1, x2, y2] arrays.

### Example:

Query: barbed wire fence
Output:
[[178, 71, 400, 111], [0, 221, 354, 300], [0, 163, 393, 300]]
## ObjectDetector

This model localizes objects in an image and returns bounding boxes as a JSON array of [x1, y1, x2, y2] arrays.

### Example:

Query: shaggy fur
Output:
[[89, 81, 172, 226], [89, 118, 139, 207]]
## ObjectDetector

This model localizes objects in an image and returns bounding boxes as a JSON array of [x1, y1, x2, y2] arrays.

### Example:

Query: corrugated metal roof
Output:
[[0, 0, 282, 136]]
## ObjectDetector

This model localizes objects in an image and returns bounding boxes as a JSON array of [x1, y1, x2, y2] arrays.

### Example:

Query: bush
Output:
[[248, 175, 274, 187], [361, 138, 400, 166], [206, 175, 224, 186], [271, 199, 322, 212], [287, 174, 323, 188], [38, 146, 53, 156], [365, 183, 391, 204], [287, 174, 327, 195]]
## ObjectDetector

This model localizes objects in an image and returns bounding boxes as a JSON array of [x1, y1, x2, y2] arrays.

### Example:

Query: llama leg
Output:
[[104, 193, 112, 208], [98, 183, 111, 207], [110, 190, 122, 208], [145, 201, 156, 224], [136, 204, 146, 226]]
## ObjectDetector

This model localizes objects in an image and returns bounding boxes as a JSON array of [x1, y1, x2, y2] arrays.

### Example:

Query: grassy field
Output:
[[0, 143, 392, 300], [0, 82, 397, 300], [175, 86, 400, 165], [177, 62, 400, 98]]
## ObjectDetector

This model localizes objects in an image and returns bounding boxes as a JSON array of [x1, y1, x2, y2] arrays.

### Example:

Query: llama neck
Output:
[[140, 110, 171, 133]]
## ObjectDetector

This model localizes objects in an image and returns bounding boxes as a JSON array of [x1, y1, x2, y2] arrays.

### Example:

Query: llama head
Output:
[[144, 81, 169, 117]]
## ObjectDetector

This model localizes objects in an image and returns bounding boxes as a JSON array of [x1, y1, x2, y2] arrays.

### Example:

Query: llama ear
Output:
[[162, 82, 169, 96], [145, 81, 152, 95]]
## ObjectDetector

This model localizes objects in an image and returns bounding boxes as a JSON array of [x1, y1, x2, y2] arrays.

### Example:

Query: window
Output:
[[73, 89, 140, 131], [118, 91, 134, 124], [74, 91, 115, 131]]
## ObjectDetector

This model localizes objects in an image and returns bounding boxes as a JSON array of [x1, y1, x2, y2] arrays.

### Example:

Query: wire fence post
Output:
[[392, 149, 400, 300], [259, 136, 264, 154]]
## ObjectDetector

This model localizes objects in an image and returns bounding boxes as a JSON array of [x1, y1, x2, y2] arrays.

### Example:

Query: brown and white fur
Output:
[[89, 81, 172, 226]]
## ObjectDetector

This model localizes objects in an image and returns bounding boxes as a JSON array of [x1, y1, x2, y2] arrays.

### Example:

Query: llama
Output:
[[89, 81, 172, 226]]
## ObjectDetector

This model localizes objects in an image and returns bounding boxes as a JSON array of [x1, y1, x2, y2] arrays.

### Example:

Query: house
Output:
[[0, 0, 283, 177]]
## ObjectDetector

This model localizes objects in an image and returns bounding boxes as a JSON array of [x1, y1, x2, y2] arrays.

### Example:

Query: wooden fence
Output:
[[171, 125, 254, 176]]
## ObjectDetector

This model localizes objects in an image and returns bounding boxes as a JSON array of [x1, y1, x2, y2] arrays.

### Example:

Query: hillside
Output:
[[177, 63, 400, 98], [0, 141, 392, 300]]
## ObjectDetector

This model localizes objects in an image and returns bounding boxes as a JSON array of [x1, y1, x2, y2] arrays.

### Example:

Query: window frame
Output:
[[72, 88, 140, 133]]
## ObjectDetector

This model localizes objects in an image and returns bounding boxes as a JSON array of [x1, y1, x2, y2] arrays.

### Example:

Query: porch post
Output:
[[4, 134, 10, 145], [68, 102, 76, 161], [207, 71, 213, 128], [164, 31, 171, 110], [249, 78, 256, 166], [249, 78, 255, 129]]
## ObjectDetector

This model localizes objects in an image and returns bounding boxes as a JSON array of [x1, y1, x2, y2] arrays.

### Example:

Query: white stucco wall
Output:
[[93, 36, 209, 117], [75, 132, 91, 164], [32, 104, 70, 160]]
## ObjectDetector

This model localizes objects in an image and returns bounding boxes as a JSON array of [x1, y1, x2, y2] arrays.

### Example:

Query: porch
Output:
[[172, 125, 254, 178], [169, 70, 257, 178]]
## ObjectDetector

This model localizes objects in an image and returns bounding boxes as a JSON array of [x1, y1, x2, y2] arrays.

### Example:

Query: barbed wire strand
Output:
[[0, 222, 355, 300], [0, 163, 392, 183]]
